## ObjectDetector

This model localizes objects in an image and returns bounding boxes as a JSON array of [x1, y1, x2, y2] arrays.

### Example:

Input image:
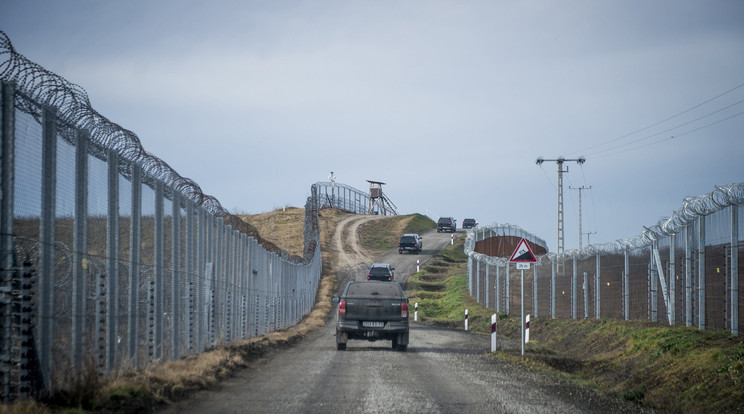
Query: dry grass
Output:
[[4, 207, 350, 413], [237, 207, 306, 257]]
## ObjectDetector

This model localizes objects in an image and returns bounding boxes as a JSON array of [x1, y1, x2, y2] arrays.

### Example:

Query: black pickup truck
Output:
[[436, 217, 457, 232], [332, 280, 410, 351]]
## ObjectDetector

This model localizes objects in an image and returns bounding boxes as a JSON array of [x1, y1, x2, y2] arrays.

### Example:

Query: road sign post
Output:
[[509, 238, 537, 357]]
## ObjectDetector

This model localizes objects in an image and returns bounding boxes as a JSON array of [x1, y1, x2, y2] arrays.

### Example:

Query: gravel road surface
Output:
[[159, 219, 652, 414]]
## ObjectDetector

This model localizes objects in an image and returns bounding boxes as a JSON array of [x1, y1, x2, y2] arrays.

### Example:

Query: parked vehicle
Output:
[[436, 217, 457, 232], [332, 280, 410, 351], [462, 218, 478, 229], [367, 263, 395, 281], [398, 233, 423, 254]]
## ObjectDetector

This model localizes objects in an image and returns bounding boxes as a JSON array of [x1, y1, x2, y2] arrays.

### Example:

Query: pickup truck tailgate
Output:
[[344, 283, 405, 322], [345, 298, 404, 321]]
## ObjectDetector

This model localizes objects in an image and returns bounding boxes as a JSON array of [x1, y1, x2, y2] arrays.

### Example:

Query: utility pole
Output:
[[536, 156, 586, 274], [569, 185, 591, 249], [584, 231, 597, 246]]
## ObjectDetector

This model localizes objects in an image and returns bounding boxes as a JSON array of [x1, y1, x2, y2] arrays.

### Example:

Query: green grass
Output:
[[406, 234, 744, 413], [359, 213, 435, 253]]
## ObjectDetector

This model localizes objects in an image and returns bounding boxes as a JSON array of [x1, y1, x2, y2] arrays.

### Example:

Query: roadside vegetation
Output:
[[357, 212, 435, 254], [407, 235, 744, 413], [5, 210, 741, 413]]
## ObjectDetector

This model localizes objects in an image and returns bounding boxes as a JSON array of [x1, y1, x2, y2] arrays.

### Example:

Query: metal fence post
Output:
[[669, 234, 676, 326], [128, 162, 141, 365], [240, 233, 247, 339], [196, 207, 206, 350], [223, 224, 232, 342], [72, 129, 88, 374], [231, 229, 239, 340], [154, 181, 164, 359], [624, 249, 630, 321], [551, 261, 556, 318], [467, 256, 473, 296], [572, 258, 577, 319], [215, 218, 224, 344], [485, 263, 489, 308], [0, 81, 15, 400], [476, 260, 480, 302], [105, 149, 119, 375], [685, 223, 693, 327], [185, 201, 194, 353], [506, 262, 510, 314], [651, 245, 658, 323], [583, 272, 588, 319], [495, 264, 500, 313], [596, 254, 601, 319], [39, 105, 58, 391], [732, 206, 739, 336], [698, 215, 706, 330], [533, 262, 538, 318], [171, 191, 181, 359]]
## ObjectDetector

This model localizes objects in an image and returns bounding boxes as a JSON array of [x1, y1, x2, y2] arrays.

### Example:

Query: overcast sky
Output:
[[1, 1, 743, 251]]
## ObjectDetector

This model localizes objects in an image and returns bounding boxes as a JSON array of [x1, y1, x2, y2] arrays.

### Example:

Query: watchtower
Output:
[[367, 180, 397, 216]]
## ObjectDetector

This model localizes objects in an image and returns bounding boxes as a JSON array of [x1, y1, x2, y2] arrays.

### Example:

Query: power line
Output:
[[567, 81, 744, 157], [592, 109, 744, 159], [582, 98, 744, 158]]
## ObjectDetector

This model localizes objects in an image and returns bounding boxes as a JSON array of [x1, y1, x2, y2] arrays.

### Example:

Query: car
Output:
[[367, 263, 395, 281], [462, 218, 477, 229], [398, 233, 423, 254], [331, 280, 409, 351], [436, 217, 457, 232]]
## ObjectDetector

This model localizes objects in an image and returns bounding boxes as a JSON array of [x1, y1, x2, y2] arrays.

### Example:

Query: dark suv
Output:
[[398, 233, 422, 254], [436, 217, 457, 233], [367, 263, 395, 281], [462, 218, 477, 229]]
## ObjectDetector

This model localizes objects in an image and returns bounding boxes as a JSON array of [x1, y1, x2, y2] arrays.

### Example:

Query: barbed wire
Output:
[[0, 30, 314, 263], [468, 182, 744, 265]]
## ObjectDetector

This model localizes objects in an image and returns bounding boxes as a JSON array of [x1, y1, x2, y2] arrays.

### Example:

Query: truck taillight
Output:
[[367, 274, 371, 280], [338, 300, 346, 317], [401, 302, 408, 318]]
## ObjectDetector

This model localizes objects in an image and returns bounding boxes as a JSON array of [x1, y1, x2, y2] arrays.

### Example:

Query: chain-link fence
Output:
[[466, 185, 742, 337], [314, 181, 369, 214], [0, 31, 373, 402]]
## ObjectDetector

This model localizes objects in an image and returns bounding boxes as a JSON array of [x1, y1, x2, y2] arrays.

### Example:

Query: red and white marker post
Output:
[[414, 302, 418, 321], [490, 313, 497, 352], [416, 259, 420, 273], [464, 308, 469, 331], [525, 314, 530, 343]]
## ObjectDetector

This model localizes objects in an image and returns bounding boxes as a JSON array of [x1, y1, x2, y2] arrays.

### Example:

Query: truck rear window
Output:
[[346, 283, 402, 298], [400, 236, 416, 243], [369, 267, 391, 276]]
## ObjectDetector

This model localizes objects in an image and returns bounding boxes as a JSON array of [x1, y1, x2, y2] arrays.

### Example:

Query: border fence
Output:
[[314, 181, 369, 215], [466, 184, 743, 337], [0, 31, 370, 402]]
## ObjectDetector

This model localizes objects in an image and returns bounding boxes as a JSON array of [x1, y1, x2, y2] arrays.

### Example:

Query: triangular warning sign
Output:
[[509, 238, 537, 262]]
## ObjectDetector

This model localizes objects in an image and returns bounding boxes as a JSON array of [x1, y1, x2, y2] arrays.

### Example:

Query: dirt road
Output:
[[159, 216, 651, 414]]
